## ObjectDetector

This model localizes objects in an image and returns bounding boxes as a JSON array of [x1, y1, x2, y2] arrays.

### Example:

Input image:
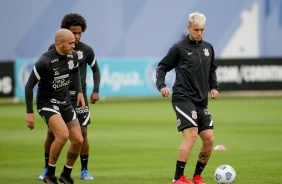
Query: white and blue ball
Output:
[[214, 165, 236, 184]]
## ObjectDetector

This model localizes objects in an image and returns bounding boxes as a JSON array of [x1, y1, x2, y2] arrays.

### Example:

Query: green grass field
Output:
[[1, 96, 282, 184]]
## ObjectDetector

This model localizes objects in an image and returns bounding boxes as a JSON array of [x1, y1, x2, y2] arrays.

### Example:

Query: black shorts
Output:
[[37, 102, 77, 125], [70, 92, 91, 126], [172, 101, 213, 133]]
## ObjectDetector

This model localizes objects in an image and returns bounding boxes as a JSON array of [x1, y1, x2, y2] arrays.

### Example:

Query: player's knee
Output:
[[56, 132, 69, 145], [183, 128, 198, 142], [72, 135, 84, 148], [46, 136, 55, 143], [46, 132, 55, 143], [203, 136, 214, 147]]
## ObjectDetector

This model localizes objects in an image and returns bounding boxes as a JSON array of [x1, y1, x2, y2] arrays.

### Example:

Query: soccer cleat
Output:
[[191, 175, 206, 184], [43, 175, 58, 184], [58, 174, 74, 184], [80, 169, 94, 180], [172, 175, 192, 184], [39, 167, 47, 181]]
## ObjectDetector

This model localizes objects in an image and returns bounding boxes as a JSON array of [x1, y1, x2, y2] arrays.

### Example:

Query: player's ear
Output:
[[57, 40, 63, 47]]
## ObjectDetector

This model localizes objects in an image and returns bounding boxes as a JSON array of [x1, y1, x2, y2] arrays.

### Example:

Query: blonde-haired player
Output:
[[156, 11, 219, 184]]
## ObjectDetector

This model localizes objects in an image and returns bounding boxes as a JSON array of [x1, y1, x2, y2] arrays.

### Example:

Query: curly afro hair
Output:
[[61, 13, 87, 32]]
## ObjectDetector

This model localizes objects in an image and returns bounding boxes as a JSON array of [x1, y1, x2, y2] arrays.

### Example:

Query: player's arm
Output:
[[25, 68, 39, 130], [87, 49, 101, 104], [90, 60, 100, 104], [72, 57, 85, 109], [156, 46, 179, 97], [208, 46, 220, 99]]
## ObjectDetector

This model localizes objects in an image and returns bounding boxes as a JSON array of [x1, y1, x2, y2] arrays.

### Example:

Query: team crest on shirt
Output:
[[191, 111, 197, 119], [68, 60, 74, 69], [77, 50, 83, 60], [203, 48, 209, 56]]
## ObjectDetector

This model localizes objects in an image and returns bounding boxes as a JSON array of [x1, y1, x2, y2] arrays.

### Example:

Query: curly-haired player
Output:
[[38, 13, 101, 182]]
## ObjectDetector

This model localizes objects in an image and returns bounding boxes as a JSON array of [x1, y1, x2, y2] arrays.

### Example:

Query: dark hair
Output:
[[61, 13, 87, 32]]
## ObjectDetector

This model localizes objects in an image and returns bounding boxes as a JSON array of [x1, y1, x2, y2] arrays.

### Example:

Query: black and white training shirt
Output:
[[49, 41, 101, 97], [25, 49, 82, 113], [156, 35, 219, 107]]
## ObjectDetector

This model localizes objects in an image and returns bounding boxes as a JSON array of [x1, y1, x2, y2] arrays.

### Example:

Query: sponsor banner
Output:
[[15, 58, 38, 98], [0, 61, 14, 97], [217, 58, 282, 91], [14, 57, 282, 99], [86, 58, 175, 97], [15, 58, 175, 98]]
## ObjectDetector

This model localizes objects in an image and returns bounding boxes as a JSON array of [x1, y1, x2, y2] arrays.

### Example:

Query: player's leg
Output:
[[172, 102, 198, 184], [39, 127, 54, 181], [80, 125, 94, 180], [59, 107, 83, 184], [45, 114, 69, 184], [74, 97, 95, 180], [191, 108, 214, 184]]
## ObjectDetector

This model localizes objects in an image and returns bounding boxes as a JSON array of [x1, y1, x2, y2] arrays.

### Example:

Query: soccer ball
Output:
[[214, 165, 236, 183]]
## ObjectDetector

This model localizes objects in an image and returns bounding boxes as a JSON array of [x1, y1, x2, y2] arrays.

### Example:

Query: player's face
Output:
[[187, 22, 205, 42], [61, 33, 75, 54], [69, 25, 83, 44]]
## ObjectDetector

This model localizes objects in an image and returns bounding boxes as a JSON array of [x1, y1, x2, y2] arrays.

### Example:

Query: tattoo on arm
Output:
[[66, 119, 79, 129], [67, 151, 79, 160]]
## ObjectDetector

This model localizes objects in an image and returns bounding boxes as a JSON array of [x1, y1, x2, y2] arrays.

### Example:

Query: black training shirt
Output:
[[49, 42, 100, 96], [25, 49, 81, 113], [156, 35, 219, 107]]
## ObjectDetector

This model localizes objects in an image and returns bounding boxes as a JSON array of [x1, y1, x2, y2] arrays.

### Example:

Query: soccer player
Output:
[[25, 28, 85, 184], [156, 12, 220, 184], [38, 13, 101, 181]]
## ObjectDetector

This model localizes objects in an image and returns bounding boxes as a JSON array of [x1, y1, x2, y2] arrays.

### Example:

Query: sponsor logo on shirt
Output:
[[54, 71, 60, 76], [54, 74, 69, 80], [50, 99, 66, 105], [53, 74, 70, 89], [51, 58, 59, 63], [69, 90, 76, 96]]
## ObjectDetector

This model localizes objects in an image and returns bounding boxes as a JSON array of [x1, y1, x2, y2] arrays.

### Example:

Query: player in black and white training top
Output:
[[156, 12, 220, 184], [38, 13, 101, 181], [25, 28, 85, 184]]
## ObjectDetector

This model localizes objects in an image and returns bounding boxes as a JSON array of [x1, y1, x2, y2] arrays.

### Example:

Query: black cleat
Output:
[[58, 174, 74, 184], [43, 175, 58, 184]]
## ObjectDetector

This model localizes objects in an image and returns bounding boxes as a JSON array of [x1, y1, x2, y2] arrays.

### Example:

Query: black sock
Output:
[[62, 165, 73, 177], [174, 160, 186, 180], [193, 161, 206, 177], [44, 153, 49, 168], [45, 164, 56, 176], [80, 155, 89, 171]]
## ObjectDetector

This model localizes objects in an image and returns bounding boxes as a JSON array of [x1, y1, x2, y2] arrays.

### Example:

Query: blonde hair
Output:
[[189, 12, 206, 27]]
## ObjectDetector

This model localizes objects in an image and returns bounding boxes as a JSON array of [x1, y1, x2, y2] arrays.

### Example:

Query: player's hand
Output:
[[160, 87, 170, 97], [90, 92, 99, 104], [211, 89, 219, 99], [77, 92, 85, 109], [26, 113, 35, 130]]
